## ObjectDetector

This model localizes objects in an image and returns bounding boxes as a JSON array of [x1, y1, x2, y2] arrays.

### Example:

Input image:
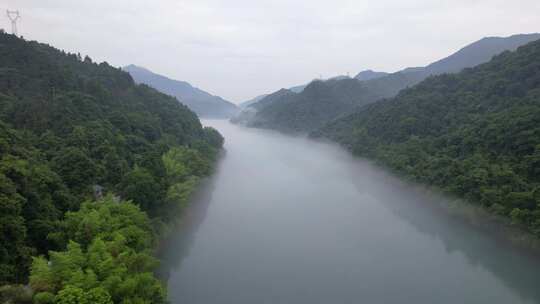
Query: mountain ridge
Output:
[[234, 33, 540, 133], [355, 70, 389, 81], [124, 64, 239, 118]]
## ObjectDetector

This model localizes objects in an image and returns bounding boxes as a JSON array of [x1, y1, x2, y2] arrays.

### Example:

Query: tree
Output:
[[29, 198, 165, 303], [0, 32, 223, 289], [52, 147, 100, 191], [120, 167, 163, 216], [85, 287, 113, 304], [54, 286, 87, 304]]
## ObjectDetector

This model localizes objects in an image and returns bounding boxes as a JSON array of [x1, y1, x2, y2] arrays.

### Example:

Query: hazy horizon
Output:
[[3, 0, 540, 104]]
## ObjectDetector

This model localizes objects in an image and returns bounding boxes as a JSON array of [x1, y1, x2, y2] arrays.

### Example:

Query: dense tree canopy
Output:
[[30, 198, 165, 304], [0, 31, 223, 302], [314, 39, 540, 235]]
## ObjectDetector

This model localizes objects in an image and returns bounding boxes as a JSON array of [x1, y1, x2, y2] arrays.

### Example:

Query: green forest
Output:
[[0, 33, 223, 303], [245, 78, 382, 134], [314, 39, 540, 236]]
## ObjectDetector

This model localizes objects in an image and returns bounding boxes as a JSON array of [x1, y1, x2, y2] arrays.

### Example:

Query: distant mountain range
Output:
[[124, 65, 239, 118], [234, 33, 540, 133]]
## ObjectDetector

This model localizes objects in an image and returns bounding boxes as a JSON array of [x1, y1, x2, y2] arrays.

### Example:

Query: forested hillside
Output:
[[239, 93, 268, 108], [314, 39, 540, 235], [231, 88, 296, 125], [124, 65, 239, 118], [237, 79, 379, 132], [236, 33, 540, 134], [0, 33, 223, 303]]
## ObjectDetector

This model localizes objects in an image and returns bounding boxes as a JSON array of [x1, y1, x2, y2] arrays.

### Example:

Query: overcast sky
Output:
[[2, 0, 540, 103]]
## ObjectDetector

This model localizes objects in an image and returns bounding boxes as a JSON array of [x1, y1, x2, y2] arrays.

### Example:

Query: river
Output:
[[159, 120, 540, 304]]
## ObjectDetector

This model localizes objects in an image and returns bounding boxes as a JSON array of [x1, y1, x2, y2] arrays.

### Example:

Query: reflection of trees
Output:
[[349, 161, 540, 303], [156, 154, 222, 283]]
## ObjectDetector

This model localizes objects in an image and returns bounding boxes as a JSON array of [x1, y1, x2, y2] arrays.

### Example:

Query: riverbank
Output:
[[305, 130, 540, 257], [0, 143, 226, 304], [359, 157, 540, 256], [161, 120, 540, 304]]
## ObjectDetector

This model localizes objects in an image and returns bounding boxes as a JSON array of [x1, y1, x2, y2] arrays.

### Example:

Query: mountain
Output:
[[236, 33, 540, 133], [360, 33, 540, 99], [355, 70, 389, 81], [239, 84, 307, 109], [287, 76, 351, 93], [231, 89, 297, 125], [313, 38, 540, 235], [426, 34, 540, 74], [239, 75, 351, 108], [235, 79, 379, 133], [239, 94, 268, 108], [0, 33, 223, 301], [124, 64, 239, 118], [289, 83, 308, 93]]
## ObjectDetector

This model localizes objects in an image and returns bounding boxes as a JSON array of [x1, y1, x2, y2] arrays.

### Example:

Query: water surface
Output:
[[160, 120, 540, 304]]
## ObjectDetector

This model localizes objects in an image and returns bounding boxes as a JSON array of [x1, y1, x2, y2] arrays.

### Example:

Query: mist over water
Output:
[[160, 120, 540, 304]]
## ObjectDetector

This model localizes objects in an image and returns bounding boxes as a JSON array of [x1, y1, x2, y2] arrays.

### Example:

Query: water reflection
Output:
[[157, 158, 221, 281], [160, 121, 540, 304], [349, 165, 540, 303]]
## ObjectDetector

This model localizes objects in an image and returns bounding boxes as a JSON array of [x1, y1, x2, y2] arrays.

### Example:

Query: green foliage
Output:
[[62, 198, 153, 251], [86, 287, 113, 304], [163, 146, 210, 179], [119, 167, 164, 217], [0, 32, 223, 290], [51, 147, 100, 191], [54, 286, 87, 304], [166, 176, 200, 211], [159, 145, 220, 220], [243, 80, 383, 133], [202, 127, 224, 149], [33, 292, 55, 304], [29, 198, 165, 304], [316, 39, 540, 235]]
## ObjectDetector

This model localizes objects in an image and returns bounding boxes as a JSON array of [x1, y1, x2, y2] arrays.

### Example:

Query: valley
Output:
[[161, 120, 540, 304], [1, 2, 540, 303]]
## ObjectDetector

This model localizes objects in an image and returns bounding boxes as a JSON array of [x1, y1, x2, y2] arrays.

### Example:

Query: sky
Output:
[[2, 0, 540, 103]]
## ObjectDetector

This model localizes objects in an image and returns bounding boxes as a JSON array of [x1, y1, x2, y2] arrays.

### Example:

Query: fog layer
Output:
[[160, 120, 540, 304]]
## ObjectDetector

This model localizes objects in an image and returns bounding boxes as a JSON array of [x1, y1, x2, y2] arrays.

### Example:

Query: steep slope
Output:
[[124, 65, 239, 118], [0, 32, 223, 298], [426, 34, 540, 74], [240, 33, 540, 133], [314, 39, 540, 235], [364, 33, 540, 98]]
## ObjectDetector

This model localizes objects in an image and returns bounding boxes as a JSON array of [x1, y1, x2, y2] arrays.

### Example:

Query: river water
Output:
[[159, 120, 540, 304]]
